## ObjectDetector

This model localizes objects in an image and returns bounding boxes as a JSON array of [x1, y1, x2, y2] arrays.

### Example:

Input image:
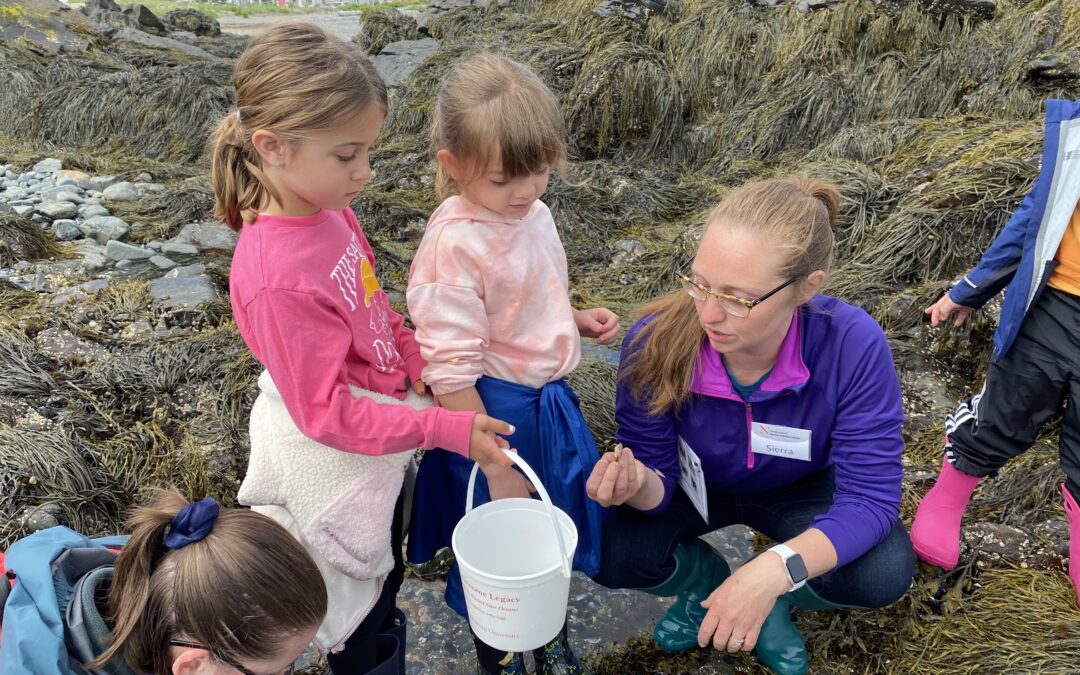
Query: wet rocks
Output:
[[373, 38, 440, 87], [595, 0, 667, 27]]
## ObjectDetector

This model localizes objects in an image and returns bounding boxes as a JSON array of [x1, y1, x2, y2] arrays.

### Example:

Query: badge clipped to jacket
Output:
[[751, 423, 811, 461]]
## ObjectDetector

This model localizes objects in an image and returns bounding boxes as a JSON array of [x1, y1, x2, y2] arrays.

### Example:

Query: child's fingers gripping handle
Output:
[[469, 414, 516, 467]]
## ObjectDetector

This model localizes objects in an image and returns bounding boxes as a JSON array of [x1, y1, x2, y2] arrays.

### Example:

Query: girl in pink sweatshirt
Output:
[[211, 23, 514, 675], [406, 53, 620, 675]]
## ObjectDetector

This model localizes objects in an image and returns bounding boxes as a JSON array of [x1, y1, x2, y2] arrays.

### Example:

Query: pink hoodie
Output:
[[407, 196, 581, 396], [229, 207, 475, 457]]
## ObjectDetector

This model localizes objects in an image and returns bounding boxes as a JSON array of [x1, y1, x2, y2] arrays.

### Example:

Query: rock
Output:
[[611, 238, 647, 266], [19, 503, 63, 533], [796, 0, 839, 9], [160, 242, 199, 257], [594, 0, 667, 27], [0, 0, 89, 52], [113, 27, 220, 60], [137, 182, 166, 195], [35, 202, 78, 220], [4, 186, 29, 200], [962, 522, 1034, 566], [417, 0, 491, 31], [121, 319, 154, 339], [79, 215, 130, 244], [32, 158, 63, 174], [1028, 51, 1080, 83], [79, 204, 111, 219], [85, 175, 120, 192], [165, 263, 206, 278], [150, 255, 178, 270], [12, 205, 35, 217], [47, 278, 111, 307], [373, 38, 441, 87], [135, 171, 153, 182], [124, 4, 167, 35], [41, 185, 85, 203], [56, 169, 91, 185], [105, 240, 153, 261], [189, 222, 238, 251], [102, 181, 139, 202], [0, 202, 11, 214], [34, 327, 108, 362], [52, 220, 83, 241], [920, 0, 993, 17], [149, 275, 218, 310], [162, 8, 220, 36], [81, 253, 109, 272]]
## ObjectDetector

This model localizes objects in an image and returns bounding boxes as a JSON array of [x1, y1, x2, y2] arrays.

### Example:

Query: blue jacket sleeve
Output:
[[810, 314, 905, 568], [948, 189, 1035, 308], [613, 320, 679, 514]]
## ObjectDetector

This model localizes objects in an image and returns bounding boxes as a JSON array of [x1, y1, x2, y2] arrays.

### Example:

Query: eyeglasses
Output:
[[168, 640, 295, 675], [677, 273, 802, 318]]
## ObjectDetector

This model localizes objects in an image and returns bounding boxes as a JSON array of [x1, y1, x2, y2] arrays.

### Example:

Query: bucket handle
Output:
[[466, 449, 572, 578]]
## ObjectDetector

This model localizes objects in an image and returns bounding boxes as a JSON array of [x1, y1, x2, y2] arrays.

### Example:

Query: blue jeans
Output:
[[592, 467, 915, 608]]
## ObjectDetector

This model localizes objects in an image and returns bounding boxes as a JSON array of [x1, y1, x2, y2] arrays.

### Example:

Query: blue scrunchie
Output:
[[164, 497, 220, 550]]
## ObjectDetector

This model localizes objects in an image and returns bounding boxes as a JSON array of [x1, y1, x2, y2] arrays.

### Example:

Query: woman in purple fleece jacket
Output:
[[586, 177, 914, 675]]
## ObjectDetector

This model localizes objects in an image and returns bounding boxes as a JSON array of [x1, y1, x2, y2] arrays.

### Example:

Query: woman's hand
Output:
[[924, 292, 974, 328], [697, 551, 792, 653], [574, 307, 621, 345], [586, 445, 647, 506], [468, 415, 515, 468]]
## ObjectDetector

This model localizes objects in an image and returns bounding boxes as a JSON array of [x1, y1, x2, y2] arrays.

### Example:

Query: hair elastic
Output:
[[165, 497, 220, 550]]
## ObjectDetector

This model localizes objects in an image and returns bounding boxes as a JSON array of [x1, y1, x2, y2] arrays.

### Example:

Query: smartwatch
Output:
[[768, 543, 808, 592]]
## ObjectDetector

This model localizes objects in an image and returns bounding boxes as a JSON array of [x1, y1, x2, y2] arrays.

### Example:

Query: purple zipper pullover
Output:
[[615, 295, 904, 568]]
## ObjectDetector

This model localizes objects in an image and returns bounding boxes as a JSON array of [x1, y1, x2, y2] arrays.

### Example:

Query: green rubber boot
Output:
[[641, 538, 732, 653], [754, 585, 851, 675]]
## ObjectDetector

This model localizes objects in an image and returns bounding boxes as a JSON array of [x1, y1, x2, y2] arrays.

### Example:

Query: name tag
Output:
[[677, 436, 709, 523], [751, 423, 811, 462]]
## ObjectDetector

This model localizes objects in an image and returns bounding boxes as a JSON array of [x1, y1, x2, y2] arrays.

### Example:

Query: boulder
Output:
[[162, 8, 220, 37], [373, 38, 440, 87]]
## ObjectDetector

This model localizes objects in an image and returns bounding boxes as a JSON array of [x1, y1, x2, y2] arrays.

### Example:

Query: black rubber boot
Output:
[[532, 622, 588, 675], [472, 633, 526, 675], [365, 634, 401, 675], [379, 608, 407, 674]]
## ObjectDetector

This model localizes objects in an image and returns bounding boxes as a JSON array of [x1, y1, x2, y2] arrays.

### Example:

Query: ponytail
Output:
[[210, 112, 280, 232], [88, 488, 326, 673]]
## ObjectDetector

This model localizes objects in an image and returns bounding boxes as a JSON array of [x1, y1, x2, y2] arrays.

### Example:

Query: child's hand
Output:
[[411, 379, 428, 396], [482, 465, 534, 500], [574, 307, 621, 344], [469, 414, 516, 467], [924, 293, 974, 328]]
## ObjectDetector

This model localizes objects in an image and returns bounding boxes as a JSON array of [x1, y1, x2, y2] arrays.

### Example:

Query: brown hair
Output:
[[432, 53, 566, 199], [88, 488, 326, 674], [211, 21, 388, 230], [622, 177, 841, 416]]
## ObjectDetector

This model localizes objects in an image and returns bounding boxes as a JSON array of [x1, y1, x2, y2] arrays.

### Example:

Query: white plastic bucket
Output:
[[451, 449, 578, 652]]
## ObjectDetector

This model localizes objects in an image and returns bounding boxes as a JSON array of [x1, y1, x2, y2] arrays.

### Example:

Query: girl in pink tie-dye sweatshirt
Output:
[[406, 53, 620, 675]]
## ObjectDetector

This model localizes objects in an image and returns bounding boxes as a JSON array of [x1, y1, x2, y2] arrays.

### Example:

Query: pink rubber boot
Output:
[[1062, 483, 1080, 606], [910, 458, 982, 569]]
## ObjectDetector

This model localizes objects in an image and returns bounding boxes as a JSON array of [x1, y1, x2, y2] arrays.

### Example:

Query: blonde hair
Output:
[[211, 22, 388, 231], [622, 177, 841, 416], [432, 53, 566, 199], [88, 488, 326, 674]]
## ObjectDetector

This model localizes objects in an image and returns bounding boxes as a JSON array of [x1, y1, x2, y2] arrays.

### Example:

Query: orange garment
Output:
[[1048, 200, 1080, 297]]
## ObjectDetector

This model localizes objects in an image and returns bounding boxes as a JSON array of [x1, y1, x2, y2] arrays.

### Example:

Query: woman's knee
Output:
[[818, 520, 915, 608]]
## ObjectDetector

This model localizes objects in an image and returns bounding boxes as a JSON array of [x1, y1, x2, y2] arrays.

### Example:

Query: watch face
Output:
[[787, 554, 809, 584]]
